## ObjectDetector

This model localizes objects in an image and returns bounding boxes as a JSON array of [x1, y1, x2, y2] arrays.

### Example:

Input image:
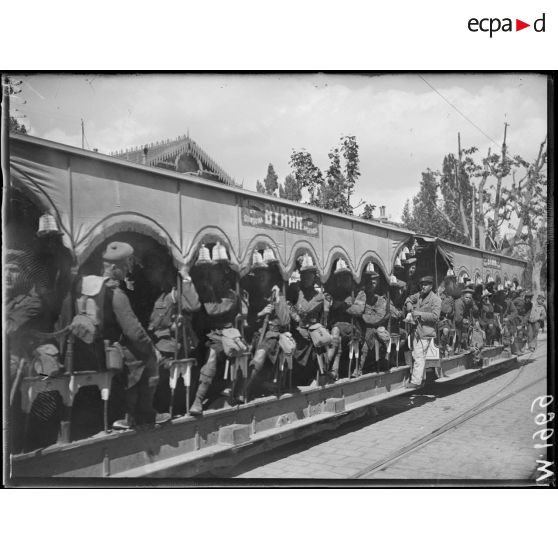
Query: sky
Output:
[[10, 73, 548, 222]]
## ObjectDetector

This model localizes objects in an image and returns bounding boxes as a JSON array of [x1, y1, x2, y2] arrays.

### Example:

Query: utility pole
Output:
[[2, 75, 12, 222], [81, 119, 85, 149]]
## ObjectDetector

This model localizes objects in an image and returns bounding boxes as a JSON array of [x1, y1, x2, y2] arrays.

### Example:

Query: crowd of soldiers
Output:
[[6, 223, 547, 448]]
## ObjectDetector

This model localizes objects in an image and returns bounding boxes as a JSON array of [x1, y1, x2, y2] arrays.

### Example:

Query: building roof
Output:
[[110, 133, 238, 187]]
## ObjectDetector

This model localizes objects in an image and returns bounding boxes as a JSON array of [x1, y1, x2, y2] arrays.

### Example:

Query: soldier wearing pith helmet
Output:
[[71, 241, 170, 429]]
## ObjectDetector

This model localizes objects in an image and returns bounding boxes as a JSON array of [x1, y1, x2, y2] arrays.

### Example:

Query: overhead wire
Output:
[[417, 74, 501, 149]]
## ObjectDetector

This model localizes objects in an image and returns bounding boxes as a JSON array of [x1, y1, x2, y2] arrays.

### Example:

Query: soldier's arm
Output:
[[273, 296, 292, 327], [6, 295, 43, 335], [388, 300, 403, 319], [347, 291, 366, 316], [299, 292, 325, 315], [180, 280, 201, 312], [454, 301, 464, 326], [203, 292, 237, 318], [404, 292, 418, 309], [414, 295, 441, 324], [112, 288, 155, 359]]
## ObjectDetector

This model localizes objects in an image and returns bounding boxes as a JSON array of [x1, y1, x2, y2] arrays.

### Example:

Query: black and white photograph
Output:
[[1, 72, 553, 485]]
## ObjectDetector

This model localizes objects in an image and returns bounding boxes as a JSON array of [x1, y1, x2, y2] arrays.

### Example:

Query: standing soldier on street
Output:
[[189, 243, 246, 416], [242, 248, 292, 400], [527, 293, 546, 352], [404, 276, 441, 388], [325, 259, 365, 379], [71, 241, 170, 430], [358, 263, 401, 375]]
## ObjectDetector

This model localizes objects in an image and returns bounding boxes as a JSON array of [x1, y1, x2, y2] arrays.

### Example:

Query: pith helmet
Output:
[[252, 250, 267, 269], [486, 275, 495, 284], [212, 241, 229, 263], [400, 246, 410, 260], [403, 257, 417, 266], [37, 213, 63, 237], [195, 244, 212, 266], [446, 268, 455, 277], [364, 262, 379, 278], [334, 258, 351, 275], [263, 246, 278, 264], [102, 241, 134, 263], [300, 253, 317, 273], [394, 256, 403, 270]]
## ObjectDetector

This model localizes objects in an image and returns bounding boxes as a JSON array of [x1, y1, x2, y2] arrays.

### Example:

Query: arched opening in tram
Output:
[[6, 188, 74, 453]]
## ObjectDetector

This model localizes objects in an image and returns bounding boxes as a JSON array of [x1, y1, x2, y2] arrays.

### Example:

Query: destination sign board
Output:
[[241, 199, 319, 236]]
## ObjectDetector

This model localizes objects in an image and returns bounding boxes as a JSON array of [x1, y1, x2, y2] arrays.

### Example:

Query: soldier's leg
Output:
[[410, 338, 428, 386], [528, 321, 539, 351], [327, 326, 341, 374], [244, 347, 269, 401], [190, 348, 218, 416]]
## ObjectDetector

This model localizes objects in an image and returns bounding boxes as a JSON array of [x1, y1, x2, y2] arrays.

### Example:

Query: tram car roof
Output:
[[8, 133, 527, 284]]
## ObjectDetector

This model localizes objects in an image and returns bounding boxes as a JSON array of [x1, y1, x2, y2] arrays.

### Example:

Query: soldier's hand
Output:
[[405, 302, 414, 312], [179, 265, 192, 283], [154, 348, 163, 364], [259, 304, 273, 317]]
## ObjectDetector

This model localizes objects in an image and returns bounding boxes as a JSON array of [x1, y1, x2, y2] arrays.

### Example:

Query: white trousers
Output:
[[411, 338, 431, 385]]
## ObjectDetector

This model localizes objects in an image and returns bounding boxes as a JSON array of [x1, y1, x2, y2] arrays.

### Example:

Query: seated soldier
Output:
[[325, 259, 365, 380], [454, 286, 475, 353], [149, 261, 201, 416], [479, 289, 499, 346], [404, 276, 441, 388], [70, 241, 170, 431], [289, 254, 329, 385], [437, 280, 455, 357], [243, 249, 292, 400], [470, 320, 486, 365], [501, 317, 513, 350], [358, 264, 401, 376], [190, 243, 246, 416]]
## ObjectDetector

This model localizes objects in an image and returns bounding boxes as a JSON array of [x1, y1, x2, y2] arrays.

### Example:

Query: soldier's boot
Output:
[[190, 381, 211, 416], [113, 413, 136, 430], [242, 349, 267, 402], [355, 343, 369, 377], [190, 350, 217, 416]]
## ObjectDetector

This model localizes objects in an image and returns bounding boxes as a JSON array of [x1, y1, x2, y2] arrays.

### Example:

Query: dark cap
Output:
[[102, 241, 134, 262], [418, 275, 433, 285]]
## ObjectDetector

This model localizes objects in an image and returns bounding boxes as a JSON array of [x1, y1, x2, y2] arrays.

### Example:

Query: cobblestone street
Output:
[[224, 337, 548, 481]]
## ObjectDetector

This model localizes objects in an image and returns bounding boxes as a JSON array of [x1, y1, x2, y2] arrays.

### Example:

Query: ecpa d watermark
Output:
[[468, 13, 546, 37]]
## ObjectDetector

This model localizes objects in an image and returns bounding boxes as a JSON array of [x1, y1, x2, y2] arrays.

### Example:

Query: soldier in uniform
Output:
[[437, 280, 455, 357], [289, 254, 328, 384], [479, 289, 499, 346], [148, 261, 201, 416], [243, 248, 292, 400], [404, 276, 441, 388], [325, 259, 365, 380], [403, 256, 419, 298], [526, 292, 545, 352], [71, 241, 170, 430], [358, 264, 401, 375], [189, 243, 245, 416], [454, 286, 475, 353]]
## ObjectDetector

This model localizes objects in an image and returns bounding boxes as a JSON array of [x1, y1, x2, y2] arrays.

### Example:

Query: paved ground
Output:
[[224, 335, 548, 481]]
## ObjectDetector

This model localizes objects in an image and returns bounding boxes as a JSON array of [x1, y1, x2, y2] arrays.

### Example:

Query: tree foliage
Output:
[[361, 203, 376, 220], [256, 179, 265, 194], [288, 135, 361, 215], [9, 116, 27, 134], [263, 163, 280, 196], [280, 173, 302, 202], [403, 128, 548, 293]]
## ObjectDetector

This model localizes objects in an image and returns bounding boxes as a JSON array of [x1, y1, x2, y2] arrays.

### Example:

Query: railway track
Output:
[[351, 348, 546, 479]]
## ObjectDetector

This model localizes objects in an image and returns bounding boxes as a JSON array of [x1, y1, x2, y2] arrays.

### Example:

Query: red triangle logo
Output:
[[516, 19, 530, 31]]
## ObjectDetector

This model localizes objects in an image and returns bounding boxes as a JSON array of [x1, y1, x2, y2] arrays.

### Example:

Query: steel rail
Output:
[[351, 349, 546, 479]]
